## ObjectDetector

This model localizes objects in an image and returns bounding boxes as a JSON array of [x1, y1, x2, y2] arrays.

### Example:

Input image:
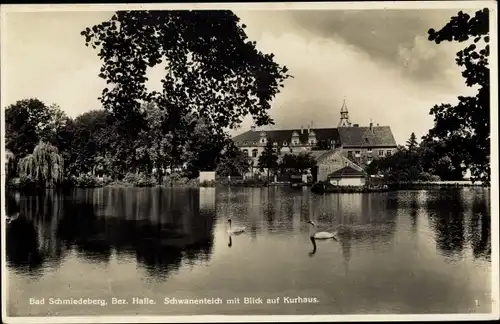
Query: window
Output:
[[367, 148, 372, 153], [273, 148, 278, 153], [379, 150, 384, 157], [242, 149, 248, 156], [252, 149, 258, 158], [386, 150, 392, 156], [367, 156, 373, 164], [355, 150, 361, 155], [293, 139, 299, 145], [347, 151, 353, 158], [283, 141, 288, 146], [260, 138, 266, 144]]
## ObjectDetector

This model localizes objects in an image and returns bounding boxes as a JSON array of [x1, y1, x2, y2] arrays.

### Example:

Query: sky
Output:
[[1, 4, 485, 145]]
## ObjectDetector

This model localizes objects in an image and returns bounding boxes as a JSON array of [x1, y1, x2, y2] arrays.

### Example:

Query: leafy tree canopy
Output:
[[258, 141, 279, 177], [5, 98, 52, 158], [81, 10, 292, 142], [427, 8, 490, 183]]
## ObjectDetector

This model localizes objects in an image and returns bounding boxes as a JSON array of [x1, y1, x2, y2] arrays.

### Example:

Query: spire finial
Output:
[[338, 97, 351, 127]]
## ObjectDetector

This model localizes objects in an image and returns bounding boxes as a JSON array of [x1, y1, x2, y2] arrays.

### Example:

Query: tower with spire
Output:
[[338, 98, 351, 127]]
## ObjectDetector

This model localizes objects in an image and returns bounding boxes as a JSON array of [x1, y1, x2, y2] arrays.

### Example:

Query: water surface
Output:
[[5, 187, 492, 316]]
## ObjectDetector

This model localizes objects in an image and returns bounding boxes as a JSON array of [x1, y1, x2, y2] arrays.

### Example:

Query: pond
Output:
[[4, 187, 492, 316]]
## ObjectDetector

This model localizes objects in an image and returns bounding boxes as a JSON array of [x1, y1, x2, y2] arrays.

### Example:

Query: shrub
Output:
[[124, 172, 157, 187], [218, 178, 269, 187], [429, 174, 441, 182], [163, 172, 199, 187], [73, 174, 113, 188]]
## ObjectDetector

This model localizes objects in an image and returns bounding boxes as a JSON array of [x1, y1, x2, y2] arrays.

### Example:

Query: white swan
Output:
[[228, 219, 246, 235], [308, 220, 337, 240]]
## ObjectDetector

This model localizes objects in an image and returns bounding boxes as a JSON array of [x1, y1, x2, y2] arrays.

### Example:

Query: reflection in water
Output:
[[408, 191, 420, 232], [469, 191, 491, 261], [5, 187, 492, 316], [425, 191, 466, 258], [6, 188, 216, 280], [423, 189, 491, 260]]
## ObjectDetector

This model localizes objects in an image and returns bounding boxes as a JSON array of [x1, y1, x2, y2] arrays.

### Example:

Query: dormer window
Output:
[[292, 131, 299, 137], [273, 141, 278, 146], [283, 141, 288, 146], [261, 138, 266, 144]]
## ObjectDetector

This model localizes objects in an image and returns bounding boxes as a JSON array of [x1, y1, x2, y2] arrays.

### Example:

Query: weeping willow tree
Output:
[[5, 149, 14, 169], [5, 149, 16, 180], [18, 142, 64, 187]]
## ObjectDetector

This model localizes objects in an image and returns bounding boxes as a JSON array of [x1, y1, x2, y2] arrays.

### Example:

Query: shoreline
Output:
[[5, 181, 489, 192]]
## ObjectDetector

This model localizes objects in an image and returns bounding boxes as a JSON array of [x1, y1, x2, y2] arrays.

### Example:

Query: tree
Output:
[[81, 10, 292, 167], [216, 143, 251, 177], [279, 152, 317, 175], [18, 142, 64, 187], [419, 135, 465, 180], [257, 141, 279, 179], [182, 116, 229, 178], [366, 147, 423, 183], [427, 8, 490, 183], [406, 132, 418, 152], [5, 98, 52, 158], [68, 110, 115, 176], [5, 149, 16, 181]]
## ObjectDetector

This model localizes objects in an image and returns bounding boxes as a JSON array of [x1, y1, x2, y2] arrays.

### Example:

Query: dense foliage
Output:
[[80, 10, 291, 172], [257, 141, 279, 178], [5, 10, 292, 188], [280, 152, 317, 175], [367, 133, 465, 182], [427, 8, 490, 183], [18, 142, 64, 187]]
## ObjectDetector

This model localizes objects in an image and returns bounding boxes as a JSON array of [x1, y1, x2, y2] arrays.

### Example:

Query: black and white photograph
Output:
[[1, 2, 498, 323]]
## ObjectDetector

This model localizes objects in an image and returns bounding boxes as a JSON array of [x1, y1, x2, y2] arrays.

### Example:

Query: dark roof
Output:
[[338, 126, 396, 148], [232, 128, 340, 146], [328, 166, 367, 178]]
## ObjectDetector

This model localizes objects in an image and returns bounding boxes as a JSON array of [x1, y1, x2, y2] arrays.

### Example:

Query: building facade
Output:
[[231, 100, 398, 176]]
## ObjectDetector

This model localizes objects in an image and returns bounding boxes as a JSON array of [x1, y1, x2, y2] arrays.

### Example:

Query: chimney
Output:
[[301, 125, 304, 134], [251, 125, 256, 132]]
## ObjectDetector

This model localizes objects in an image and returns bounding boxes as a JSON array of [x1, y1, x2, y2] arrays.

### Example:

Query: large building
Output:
[[231, 100, 398, 180]]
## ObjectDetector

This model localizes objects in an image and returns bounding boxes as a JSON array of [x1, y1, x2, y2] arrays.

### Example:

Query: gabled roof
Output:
[[328, 166, 367, 178], [338, 126, 396, 148], [232, 128, 340, 146]]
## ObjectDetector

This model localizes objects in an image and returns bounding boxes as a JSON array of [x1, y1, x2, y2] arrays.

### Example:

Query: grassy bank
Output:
[[6, 172, 202, 189], [311, 180, 488, 194], [311, 182, 389, 194]]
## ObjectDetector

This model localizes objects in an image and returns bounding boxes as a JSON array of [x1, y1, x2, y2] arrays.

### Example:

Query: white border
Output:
[[1, 1, 498, 323]]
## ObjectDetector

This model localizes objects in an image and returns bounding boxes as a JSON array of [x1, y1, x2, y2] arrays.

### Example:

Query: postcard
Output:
[[1, 1, 498, 323]]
